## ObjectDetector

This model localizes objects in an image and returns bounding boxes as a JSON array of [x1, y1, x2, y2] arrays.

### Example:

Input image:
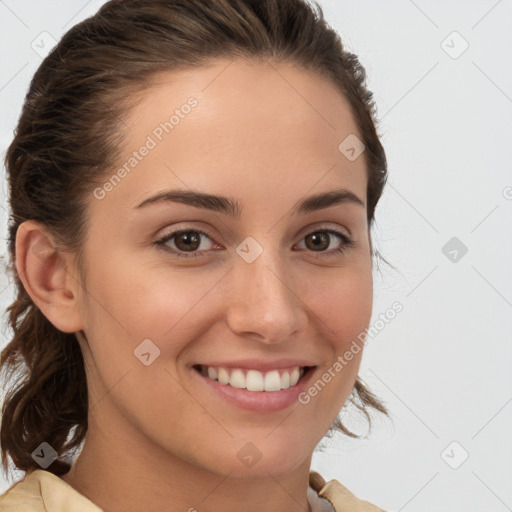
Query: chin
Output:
[[223, 455, 307, 480], [215, 435, 313, 479]]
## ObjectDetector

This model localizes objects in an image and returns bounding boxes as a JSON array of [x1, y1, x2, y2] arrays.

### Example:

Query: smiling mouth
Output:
[[193, 364, 314, 392]]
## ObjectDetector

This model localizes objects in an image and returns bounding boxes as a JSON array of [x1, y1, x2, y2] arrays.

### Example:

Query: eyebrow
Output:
[[135, 187, 365, 218]]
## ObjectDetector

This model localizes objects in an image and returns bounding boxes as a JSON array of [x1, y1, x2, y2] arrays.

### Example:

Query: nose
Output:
[[225, 244, 308, 344]]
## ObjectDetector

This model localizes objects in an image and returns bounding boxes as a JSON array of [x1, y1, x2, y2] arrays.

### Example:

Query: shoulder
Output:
[[0, 469, 103, 512], [1, 468, 387, 512], [310, 470, 388, 512], [0, 470, 46, 512]]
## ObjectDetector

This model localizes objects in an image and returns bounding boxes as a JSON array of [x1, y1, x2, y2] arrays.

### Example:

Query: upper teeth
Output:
[[199, 365, 304, 392]]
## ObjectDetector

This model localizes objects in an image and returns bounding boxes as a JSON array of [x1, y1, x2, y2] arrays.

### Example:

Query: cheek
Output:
[[304, 260, 373, 349], [76, 260, 221, 424], [81, 256, 222, 340], [295, 263, 372, 409]]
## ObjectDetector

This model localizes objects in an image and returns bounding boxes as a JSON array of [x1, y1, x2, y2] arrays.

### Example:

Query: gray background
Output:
[[0, 1, 511, 511]]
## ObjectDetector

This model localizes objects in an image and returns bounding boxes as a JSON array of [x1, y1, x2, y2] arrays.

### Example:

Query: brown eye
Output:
[[304, 232, 330, 251], [156, 229, 217, 258], [173, 231, 201, 252], [296, 229, 354, 257]]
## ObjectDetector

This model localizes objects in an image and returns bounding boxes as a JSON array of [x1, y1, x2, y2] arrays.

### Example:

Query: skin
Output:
[[17, 58, 373, 512]]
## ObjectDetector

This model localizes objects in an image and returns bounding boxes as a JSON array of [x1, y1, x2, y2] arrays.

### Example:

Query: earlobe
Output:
[[15, 220, 84, 333]]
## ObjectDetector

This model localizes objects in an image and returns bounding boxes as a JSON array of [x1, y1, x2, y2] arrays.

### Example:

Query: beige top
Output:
[[0, 468, 387, 511]]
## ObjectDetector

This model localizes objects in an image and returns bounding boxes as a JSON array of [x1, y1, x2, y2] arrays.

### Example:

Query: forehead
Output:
[[93, 58, 367, 216]]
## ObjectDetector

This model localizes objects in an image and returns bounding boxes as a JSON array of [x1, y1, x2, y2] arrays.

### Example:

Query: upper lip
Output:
[[194, 358, 317, 372]]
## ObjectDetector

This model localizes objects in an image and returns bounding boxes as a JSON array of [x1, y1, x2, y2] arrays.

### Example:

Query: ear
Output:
[[15, 220, 84, 333]]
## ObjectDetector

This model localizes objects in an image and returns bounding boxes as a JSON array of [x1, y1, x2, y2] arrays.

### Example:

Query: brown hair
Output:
[[0, 0, 389, 479]]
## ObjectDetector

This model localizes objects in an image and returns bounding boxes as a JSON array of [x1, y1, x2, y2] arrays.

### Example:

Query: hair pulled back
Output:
[[1, 0, 388, 478]]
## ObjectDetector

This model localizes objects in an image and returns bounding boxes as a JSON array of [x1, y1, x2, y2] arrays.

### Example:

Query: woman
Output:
[[0, 0, 390, 510]]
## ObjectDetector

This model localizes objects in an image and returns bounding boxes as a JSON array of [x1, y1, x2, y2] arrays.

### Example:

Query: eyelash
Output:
[[155, 227, 354, 259]]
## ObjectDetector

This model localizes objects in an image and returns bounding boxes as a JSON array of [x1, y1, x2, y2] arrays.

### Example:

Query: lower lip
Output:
[[192, 367, 316, 412]]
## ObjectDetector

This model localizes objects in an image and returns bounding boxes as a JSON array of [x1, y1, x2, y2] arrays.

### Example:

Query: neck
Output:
[[61, 412, 315, 512]]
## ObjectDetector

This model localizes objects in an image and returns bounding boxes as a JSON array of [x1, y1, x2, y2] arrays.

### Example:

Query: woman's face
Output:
[[73, 58, 372, 478]]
